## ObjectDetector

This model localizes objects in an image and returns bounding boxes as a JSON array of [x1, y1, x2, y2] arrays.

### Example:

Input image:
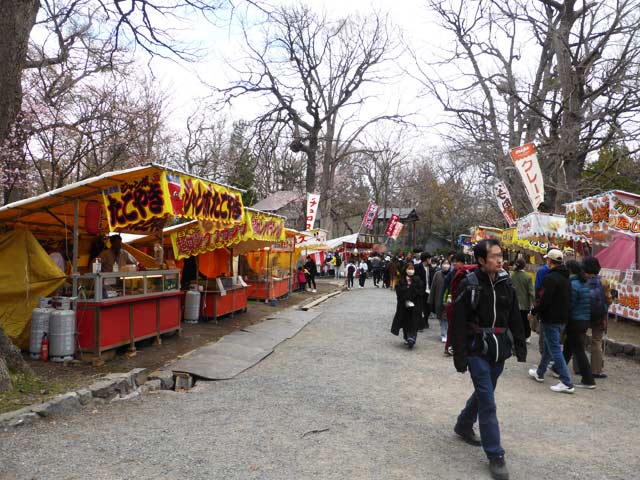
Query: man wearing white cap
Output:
[[528, 249, 575, 393]]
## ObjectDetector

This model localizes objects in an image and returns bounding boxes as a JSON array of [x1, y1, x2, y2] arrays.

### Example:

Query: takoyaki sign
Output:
[[102, 171, 244, 232]]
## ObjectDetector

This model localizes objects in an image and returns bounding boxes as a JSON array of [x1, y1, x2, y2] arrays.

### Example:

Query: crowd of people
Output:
[[378, 240, 611, 480]]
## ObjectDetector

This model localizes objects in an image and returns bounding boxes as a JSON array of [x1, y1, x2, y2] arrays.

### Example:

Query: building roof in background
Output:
[[251, 191, 302, 212], [377, 208, 418, 220]]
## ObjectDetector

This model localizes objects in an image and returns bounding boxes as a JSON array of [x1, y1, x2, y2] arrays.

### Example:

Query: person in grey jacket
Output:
[[510, 258, 534, 342], [428, 260, 450, 342]]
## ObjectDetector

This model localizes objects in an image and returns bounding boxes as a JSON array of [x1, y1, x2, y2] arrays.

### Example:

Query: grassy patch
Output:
[[0, 372, 65, 414]]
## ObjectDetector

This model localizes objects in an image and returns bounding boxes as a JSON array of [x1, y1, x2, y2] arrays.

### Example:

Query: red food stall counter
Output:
[[247, 277, 290, 301], [201, 285, 248, 321]]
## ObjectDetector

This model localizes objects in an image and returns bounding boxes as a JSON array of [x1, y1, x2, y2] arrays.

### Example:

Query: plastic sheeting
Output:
[[0, 229, 66, 348]]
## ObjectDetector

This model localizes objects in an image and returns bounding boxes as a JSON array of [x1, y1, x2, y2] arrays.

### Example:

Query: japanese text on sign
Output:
[[103, 173, 170, 231], [306, 193, 320, 231], [385, 214, 400, 237], [362, 202, 379, 230], [510, 143, 545, 210]]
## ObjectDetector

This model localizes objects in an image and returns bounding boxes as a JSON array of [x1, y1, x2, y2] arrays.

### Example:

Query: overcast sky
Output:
[[147, 0, 438, 144]]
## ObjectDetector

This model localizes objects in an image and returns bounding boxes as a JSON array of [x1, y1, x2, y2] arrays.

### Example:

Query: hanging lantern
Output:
[[84, 201, 102, 234]]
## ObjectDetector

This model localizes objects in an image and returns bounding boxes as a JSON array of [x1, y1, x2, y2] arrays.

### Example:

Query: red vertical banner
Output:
[[385, 214, 400, 237], [390, 221, 404, 240], [362, 202, 379, 230]]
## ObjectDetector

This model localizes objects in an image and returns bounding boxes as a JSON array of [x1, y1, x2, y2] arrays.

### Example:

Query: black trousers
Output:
[[359, 272, 367, 287], [373, 269, 381, 285], [519, 310, 531, 339], [347, 276, 354, 288], [307, 275, 316, 289], [563, 325, 595, 385], [422, 295, 430, 328]]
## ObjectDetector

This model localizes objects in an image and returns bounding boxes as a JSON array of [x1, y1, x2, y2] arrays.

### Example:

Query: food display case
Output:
[[192, 276, 248, 321], [75, 270, 182, 357]]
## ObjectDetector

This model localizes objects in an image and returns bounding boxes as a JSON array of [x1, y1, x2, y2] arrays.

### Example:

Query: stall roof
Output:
[[0, 163, 244, 238]]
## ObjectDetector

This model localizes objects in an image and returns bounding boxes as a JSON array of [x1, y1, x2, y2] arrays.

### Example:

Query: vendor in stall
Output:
[[98, 234, 137, 272]]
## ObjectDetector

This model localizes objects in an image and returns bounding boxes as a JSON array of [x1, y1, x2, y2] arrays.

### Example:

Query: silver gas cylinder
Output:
[[49, 297, 76, 362], [30, 297, 52, 359]]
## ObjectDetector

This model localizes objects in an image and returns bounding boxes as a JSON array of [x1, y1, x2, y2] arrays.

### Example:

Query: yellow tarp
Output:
[[0, 229, 66, 349]]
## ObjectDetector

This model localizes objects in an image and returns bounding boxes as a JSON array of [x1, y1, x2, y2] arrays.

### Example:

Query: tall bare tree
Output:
[[219, 4, 404, 234], [414, 0, 640, 212]]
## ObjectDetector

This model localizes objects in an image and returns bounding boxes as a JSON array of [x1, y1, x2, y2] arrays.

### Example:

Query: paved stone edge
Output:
[[0, 368, 176, 431]]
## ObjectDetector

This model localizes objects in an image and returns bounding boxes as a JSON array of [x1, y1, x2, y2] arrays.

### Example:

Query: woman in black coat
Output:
[[390, 264, 425, 348]]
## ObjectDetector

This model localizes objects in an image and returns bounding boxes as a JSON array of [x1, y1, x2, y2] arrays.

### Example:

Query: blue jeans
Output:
[[456, 356, 505, 459], [537, 323, 573, 388], [439, 318, 448, 339]]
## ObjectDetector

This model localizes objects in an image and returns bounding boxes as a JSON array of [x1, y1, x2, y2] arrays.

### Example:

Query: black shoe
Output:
[[454, 426, 481, 446], [592, 373, 608, 379], [489, 457, 509, 480], [407, 338, 415, 349]]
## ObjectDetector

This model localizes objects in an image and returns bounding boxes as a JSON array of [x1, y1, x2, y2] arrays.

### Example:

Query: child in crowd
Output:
[[297, 266, 307, 292]]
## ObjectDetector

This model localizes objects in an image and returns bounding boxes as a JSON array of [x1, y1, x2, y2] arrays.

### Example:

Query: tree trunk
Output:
[[0, 325, 33, 392], [0, 0, 40, 146]]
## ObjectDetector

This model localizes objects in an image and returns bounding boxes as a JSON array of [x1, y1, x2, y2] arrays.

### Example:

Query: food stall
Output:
[[516, 212, 590, 258], [0, 164, 246, 356], [565, 190, 640, 322]]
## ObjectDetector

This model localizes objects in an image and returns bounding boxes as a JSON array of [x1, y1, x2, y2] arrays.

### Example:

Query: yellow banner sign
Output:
[[165, 172, 244, 225], [171, 221, 251, 260], [247, 210, 285, 243], [102, 171, 172, 232], [102, 171, 245, 232], [169, 210, 285, 260]]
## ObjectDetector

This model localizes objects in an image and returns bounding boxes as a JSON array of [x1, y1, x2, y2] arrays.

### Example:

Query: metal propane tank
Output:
[[49, 297, 76, 362], [184, 286, 201, 324], [30, 297, 52, 359]]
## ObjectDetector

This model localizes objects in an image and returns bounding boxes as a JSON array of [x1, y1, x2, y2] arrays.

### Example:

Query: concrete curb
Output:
[[300, 290, 342, 311], [0, 368, 175, 431]]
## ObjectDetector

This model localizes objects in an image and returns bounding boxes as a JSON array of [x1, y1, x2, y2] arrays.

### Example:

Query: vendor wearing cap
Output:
[[98, 234, 137, 273]]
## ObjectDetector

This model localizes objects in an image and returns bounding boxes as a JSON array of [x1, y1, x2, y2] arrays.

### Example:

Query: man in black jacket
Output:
[[528, 249, 575, 393], [452, 239, 526, 480], [415, 252, 433, 329]]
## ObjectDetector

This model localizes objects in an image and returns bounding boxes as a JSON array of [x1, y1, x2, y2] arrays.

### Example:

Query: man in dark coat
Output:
[[304, 255, 318, 292], [415, 251, 433, 329], [452, 239, 526, 480], [390, 263, 424, 348], [528, 249, 574, 393]]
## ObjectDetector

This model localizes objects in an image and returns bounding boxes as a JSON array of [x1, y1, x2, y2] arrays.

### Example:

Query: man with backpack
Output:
[[452, 239, 526, 480]]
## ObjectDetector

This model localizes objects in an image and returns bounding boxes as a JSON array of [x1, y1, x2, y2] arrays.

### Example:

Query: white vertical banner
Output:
[[493, 181, 518, 227], [510, 143, 545, 211], [305, 193, 320, 230]]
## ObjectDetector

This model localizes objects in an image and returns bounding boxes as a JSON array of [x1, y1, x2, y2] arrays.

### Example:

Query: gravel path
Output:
[[1, 285, 639, 480]]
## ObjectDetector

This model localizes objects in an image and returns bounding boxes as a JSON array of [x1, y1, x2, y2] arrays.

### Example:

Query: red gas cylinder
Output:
[[40, 333, 49, 362], [84, 201, 102, 234]]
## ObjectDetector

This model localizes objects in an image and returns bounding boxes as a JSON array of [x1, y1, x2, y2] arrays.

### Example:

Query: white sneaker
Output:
[[312, 289, 317, 293], [528, 368, 544, 383], [525, 338, 531, 344], [550, 382, 575, 394], [441, 336, 447, 343]]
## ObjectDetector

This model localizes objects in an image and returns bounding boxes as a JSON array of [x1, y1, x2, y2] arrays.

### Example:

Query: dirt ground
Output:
[[0, 279, 342, 414]]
